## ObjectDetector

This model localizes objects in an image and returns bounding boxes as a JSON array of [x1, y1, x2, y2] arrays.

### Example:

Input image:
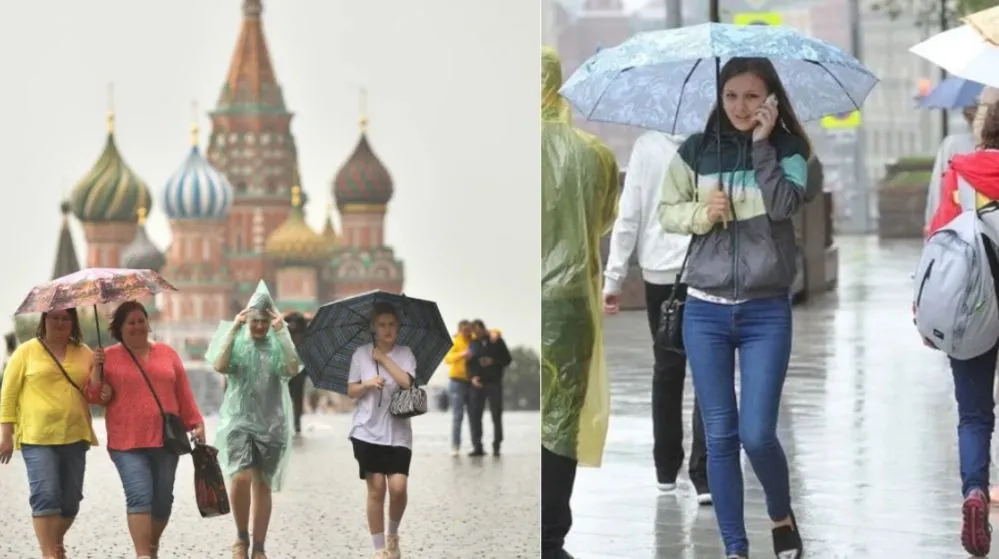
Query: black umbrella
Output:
[[299, 291, 452, 395]]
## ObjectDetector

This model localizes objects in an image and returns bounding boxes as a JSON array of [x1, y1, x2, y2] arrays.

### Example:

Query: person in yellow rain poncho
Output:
[[205, 280, 301, 559], [540, 45, 620, 559]]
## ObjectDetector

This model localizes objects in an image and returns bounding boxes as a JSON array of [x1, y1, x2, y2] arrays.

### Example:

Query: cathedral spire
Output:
[[217, 0, 283, 112]]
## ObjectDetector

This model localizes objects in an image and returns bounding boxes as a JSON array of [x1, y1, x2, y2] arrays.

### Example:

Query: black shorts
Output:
[[350, 437, 412, 480]]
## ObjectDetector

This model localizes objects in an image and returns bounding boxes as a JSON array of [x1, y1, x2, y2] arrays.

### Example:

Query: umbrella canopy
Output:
[[910, 24, 999, 88], [560, 22, 878, 134], [965, 5, 999, 45], [299, 291, 451, 395], [917, 76, 985, 110], [16, 267, 177, 315]]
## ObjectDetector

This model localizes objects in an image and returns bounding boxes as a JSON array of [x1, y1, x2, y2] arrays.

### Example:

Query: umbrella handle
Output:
[[92, 304, 104, 381]]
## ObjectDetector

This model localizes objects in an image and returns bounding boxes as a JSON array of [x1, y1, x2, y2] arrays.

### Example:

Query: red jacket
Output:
[[927, 150, 999, 236]]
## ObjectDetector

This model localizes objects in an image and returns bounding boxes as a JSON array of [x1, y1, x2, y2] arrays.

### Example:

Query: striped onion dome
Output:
[[162, 134, 233, 220], [121, 207, 166, 271], [332, 127, 393, 207], [70, 113, 153, 223], [265, 186, 330, 262]]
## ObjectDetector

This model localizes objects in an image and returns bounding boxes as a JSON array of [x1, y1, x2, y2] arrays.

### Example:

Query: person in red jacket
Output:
[[927, 104, 999, 237], [925, 100, 999, 557]]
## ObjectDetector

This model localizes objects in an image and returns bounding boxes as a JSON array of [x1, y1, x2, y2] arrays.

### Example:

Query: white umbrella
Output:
[[910, 24, 999, 88]]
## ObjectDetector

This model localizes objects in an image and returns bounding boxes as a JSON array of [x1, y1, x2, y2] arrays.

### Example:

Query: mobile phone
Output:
[[765, 93, 778, 108]]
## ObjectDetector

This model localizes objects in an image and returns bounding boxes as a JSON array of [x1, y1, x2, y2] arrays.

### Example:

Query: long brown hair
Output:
[[704, 57, 812, 158], [35, 308, 83, 346]]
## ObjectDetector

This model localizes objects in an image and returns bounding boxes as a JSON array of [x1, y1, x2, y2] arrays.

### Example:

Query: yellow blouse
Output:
[[0, 338, 96, 449]]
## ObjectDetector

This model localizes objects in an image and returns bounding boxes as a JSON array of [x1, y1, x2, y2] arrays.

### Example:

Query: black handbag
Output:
[[125, 346, 193, 456], [655, 246, 693, 355]]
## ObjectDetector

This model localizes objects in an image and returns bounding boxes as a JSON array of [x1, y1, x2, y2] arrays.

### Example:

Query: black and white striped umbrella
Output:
[[299, 290, 452, 395]]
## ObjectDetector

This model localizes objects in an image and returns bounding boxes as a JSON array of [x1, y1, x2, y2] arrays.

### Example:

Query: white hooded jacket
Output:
[[603, 131, 691, 294]]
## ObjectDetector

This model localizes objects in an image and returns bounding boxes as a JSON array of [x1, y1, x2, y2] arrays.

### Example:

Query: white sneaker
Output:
[[697, 492, 713, 505], [450, 447, 459, 457], [657, 482, 678, 492], [386, 534, 401, 559]]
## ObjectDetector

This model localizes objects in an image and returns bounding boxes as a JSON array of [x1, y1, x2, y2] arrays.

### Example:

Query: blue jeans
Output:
[[21, 441, 89, 517], [682, 295, 793, 556], [449, 379, 470, 448], [950, 344, 998, 498], [109, 448, 180, 520]]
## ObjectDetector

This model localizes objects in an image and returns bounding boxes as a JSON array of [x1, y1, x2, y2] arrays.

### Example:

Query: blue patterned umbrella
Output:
[[560, 23, 879, 134], [917, 76, 984, 110], [299, 291, 452, 395]]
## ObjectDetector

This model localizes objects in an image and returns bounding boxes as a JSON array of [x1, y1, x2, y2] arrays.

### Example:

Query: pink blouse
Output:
[[85, 343, 202, 451]]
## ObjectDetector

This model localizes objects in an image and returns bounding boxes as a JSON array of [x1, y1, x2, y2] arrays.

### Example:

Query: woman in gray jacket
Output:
[[659, 57, 810, 559]]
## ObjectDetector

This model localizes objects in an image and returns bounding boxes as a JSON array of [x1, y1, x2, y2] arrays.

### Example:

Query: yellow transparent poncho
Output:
[[541, 46, 620, 467], [204, 281, 300, 491]]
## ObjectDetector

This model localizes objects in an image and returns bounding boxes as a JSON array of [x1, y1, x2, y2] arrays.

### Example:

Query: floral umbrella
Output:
[[16, 267, 178, 345]]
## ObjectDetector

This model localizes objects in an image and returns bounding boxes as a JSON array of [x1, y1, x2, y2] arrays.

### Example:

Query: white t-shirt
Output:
[[347, 343, 417, 449]]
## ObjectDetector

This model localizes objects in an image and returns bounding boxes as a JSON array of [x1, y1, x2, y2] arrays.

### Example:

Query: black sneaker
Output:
[[492, 445, 501, 457], [771, 513, 803, 559], [468, 448, 486, 457]]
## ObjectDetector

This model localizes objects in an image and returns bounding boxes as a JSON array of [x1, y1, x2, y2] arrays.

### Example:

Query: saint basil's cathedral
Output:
[[54, 0, 404, 359]]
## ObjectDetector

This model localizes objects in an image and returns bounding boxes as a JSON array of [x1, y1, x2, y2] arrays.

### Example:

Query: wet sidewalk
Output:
[[0, 411, 539, 558], [568, 236, 978, 558]]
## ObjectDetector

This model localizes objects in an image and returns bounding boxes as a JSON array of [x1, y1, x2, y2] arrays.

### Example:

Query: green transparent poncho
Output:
[[204, 281, 301, 491]]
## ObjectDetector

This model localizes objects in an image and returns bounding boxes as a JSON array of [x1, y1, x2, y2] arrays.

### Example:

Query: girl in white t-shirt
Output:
[[347, 302, 417, 559]]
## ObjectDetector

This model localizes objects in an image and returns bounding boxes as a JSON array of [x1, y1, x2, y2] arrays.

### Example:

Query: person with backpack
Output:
[[920, 92, 999, 558]]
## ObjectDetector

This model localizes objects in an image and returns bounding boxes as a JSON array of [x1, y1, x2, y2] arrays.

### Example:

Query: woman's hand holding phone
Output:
[[752, 93, 778, 142]]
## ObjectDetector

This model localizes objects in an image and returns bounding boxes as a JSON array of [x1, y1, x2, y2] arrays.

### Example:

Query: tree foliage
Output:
[[869, 0, 999, 26], [502, 345, 540, 411]]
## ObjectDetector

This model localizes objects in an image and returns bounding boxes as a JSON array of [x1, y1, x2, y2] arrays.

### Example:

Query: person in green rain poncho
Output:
[[204, 280, 300, 559], [540, 45, 620, 559]]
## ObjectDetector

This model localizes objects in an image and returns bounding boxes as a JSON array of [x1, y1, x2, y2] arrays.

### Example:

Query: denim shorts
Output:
[[21, 441, 90, 518], [109, 448, 180, 521]]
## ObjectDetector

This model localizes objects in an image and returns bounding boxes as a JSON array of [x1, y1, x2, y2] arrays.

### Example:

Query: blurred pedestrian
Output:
[[466, 320, 512, 457], [602, 129, 710, 503], [924, 105, 978, 235], [442, 320, 473, 455], [540, 45, 620, 559], [283, 311, 309, 435]]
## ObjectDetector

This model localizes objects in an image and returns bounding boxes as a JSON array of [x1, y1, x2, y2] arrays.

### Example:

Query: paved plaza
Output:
[[568, 236, 986, 558], [0, 411, 539, 558]]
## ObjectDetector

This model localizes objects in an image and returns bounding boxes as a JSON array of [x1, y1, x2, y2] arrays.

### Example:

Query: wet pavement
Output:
[[568, 236, 982, 558], [0, 411, 539, 558]]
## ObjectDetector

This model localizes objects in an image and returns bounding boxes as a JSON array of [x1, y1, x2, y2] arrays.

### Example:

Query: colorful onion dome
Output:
[[332, 116, 393, 207], [122, 208, 166, 271], [265, 185, 331, 262], [163, 122, 233, 220], [69, 112, 153, 223]]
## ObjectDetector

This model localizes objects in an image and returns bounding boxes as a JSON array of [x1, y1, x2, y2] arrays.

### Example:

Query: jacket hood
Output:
[[542, 46, 572, 123], [950, 150, 999, 200]]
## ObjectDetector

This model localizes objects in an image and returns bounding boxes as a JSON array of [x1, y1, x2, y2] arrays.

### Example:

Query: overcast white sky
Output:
[[0, 0, 540, 351]]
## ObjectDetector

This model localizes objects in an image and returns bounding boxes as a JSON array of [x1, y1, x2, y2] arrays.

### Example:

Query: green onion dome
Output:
[[70, 112, 153, 223]]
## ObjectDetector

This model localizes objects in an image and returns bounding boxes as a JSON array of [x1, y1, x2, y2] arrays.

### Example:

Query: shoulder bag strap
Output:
[[124, 345, 167, 417], [38, 338, 83, 393]]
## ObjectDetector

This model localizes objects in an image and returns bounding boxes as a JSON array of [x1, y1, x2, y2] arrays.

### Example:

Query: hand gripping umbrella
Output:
[[298, 291, 452, 395]]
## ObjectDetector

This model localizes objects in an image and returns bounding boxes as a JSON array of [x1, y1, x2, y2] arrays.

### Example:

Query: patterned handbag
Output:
[[389, 386, 428, 418]]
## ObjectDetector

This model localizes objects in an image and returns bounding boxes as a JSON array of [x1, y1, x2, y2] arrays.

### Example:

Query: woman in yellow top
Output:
[[0, 308, 103, 559]]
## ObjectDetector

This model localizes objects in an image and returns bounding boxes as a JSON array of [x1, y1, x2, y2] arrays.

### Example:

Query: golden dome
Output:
[[264, 186, 330, 263]]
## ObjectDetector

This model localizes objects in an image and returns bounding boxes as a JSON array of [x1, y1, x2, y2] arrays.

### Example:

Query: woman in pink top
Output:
[[85, 301, 204, 559]]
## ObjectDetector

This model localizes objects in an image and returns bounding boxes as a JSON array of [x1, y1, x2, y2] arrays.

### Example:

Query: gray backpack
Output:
[[913, 193, 999, 359]]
